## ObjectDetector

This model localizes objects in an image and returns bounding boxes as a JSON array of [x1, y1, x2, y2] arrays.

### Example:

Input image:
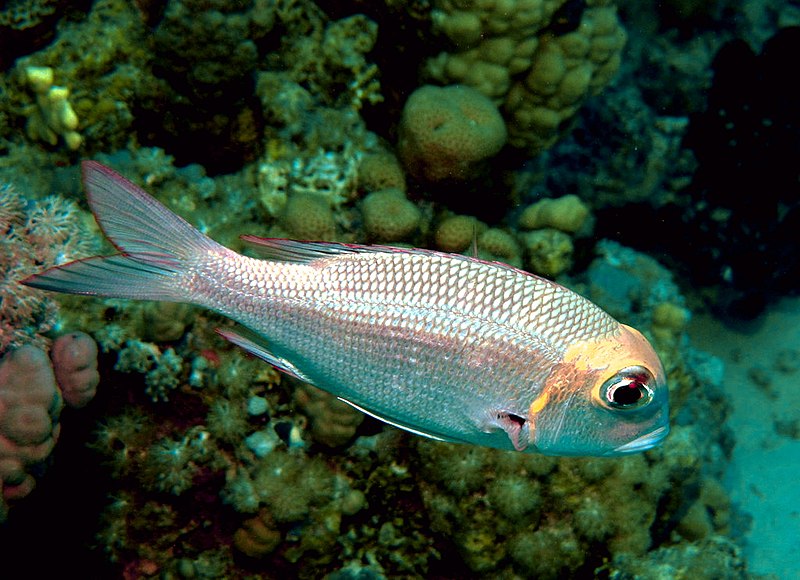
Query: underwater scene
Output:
[[1, 0, 799, 578]]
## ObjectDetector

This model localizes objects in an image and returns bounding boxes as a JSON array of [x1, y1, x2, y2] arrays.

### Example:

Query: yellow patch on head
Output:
[[561, 336, 616, 373], [560, 324, 665, 406], [529, 391, 550, 417], [561, 324, 660, 372]]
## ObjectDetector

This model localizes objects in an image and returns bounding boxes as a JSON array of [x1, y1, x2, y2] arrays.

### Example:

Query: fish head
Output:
[[527, 324, 669, 457]]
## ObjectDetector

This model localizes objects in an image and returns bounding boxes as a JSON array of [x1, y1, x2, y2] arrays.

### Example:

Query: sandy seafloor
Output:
[[689, 298, 800, 580]]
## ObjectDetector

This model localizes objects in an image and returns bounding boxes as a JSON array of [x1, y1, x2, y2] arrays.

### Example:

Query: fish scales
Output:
[[22, 162, 670, 456]]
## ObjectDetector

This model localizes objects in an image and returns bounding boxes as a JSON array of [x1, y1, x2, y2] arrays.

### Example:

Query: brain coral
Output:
[[397, 84, 507, 182], [478, 227, 523, 268], [434, 214, 487, 253], [361, 188, 422, 242], [357, 151, 407, 193], [280, 192, 337, 241], [425, 0, 627, 154]]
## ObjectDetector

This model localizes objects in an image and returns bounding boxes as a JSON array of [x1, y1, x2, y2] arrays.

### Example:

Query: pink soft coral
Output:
[[0, 331, 99, 520], [51, 331, 100, 408]]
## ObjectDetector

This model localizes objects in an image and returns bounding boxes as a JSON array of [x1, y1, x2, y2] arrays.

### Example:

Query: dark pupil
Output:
[[613, 381, 644, 406]]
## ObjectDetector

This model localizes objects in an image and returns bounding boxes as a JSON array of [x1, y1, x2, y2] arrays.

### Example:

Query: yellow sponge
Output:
[[23, 65, 82, 150]]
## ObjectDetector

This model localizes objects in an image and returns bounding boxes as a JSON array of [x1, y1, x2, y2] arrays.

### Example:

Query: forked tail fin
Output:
[[21, 160, 223, 301]]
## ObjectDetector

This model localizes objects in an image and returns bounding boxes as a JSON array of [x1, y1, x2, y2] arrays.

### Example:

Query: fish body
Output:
[[23, 161, 669, 456]]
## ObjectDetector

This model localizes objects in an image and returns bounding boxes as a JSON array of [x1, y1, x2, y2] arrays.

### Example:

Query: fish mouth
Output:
[[611, 424, 670, 455]]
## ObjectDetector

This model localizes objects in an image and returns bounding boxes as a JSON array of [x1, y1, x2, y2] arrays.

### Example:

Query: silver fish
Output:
[[23, 161, 669, 456]]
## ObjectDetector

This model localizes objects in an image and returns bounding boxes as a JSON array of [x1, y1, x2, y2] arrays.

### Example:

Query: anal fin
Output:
[[338, 398, 451, 442]]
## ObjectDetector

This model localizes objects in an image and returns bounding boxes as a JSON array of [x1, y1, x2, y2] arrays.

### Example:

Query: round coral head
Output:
[[398, 84, 507, 182]]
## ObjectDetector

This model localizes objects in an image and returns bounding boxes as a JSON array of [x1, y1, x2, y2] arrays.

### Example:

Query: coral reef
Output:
[[2, 0, 785, 577], [522, 227, 574, 278], [620, 27, 800, 318], [293, 383, 364, 448], [141, 0, 271, 170], [434, 214, 486, 253], [415, 348, 733, 578], [356, 150, 407, 193], [425, 0, 627, 154], [5, 0, 152, 155], [585, 240, 686, 332], [0, 0, 61, 69], [607, 535, 748, 579], [477, 227, 523, 268], [50, 331, 100, 409], [279, 191, 338, 241]]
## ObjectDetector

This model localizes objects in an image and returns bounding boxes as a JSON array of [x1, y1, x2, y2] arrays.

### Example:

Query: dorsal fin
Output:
[[239, 236, 550, 284], [240, 237, 384, 263]]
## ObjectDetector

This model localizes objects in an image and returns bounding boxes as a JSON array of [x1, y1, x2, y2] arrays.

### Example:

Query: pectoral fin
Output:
[[215, 327, 312, 383]]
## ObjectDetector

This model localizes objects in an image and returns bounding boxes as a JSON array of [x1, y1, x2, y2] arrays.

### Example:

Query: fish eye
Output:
[[599, 366, 655, 410]]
